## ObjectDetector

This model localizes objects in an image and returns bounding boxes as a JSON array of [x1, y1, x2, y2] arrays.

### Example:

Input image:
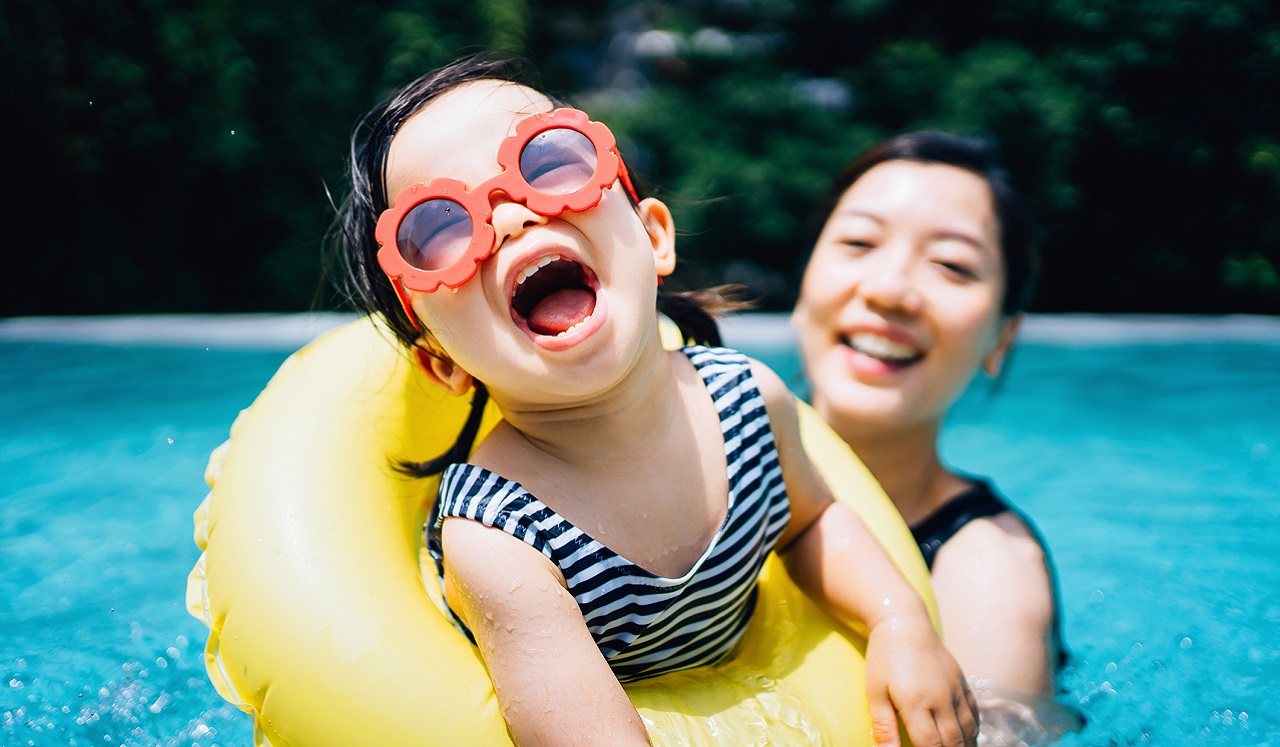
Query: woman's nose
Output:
[[859, 249, 923, 314]]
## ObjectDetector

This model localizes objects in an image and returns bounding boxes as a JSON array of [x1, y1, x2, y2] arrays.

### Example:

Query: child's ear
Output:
[[983, 314, 1022, 377], [638, 197, 677, 279], [415, 347, 474, 396]]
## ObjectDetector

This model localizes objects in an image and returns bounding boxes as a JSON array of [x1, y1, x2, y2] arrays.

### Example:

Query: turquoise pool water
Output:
[[2, 316, 1278, 746]]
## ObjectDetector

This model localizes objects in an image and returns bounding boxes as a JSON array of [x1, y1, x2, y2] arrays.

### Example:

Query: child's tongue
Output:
[[527, 288, 596, 336]]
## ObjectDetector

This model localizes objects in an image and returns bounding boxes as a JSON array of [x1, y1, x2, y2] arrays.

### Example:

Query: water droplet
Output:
[[1130, 642, 1143, 657], [272, 546, 282, 555], [1089, 589, 1104, 603], [1180, 636, 1193, 649], [155, 657, 167, 669], [1105, 662, 1117, 674]]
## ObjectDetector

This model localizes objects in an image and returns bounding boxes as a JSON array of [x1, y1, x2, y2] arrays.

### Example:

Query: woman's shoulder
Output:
[[931, 499, 1054, 627]]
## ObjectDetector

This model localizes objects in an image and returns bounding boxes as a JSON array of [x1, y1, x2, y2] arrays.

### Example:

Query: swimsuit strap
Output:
[[909, 481, 1008, 571], [910, 481, 1072, 670]]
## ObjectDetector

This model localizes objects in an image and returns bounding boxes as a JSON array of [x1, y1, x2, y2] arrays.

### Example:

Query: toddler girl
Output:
[[331, 55, 976, 747]]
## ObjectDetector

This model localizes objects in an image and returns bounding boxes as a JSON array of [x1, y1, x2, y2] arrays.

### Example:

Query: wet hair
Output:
[[324, 53, 726, 476], [810, 131, 1041, 315]]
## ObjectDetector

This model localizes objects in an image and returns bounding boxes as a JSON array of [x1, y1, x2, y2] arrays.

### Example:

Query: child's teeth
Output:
[[554, 314, 593, 338], [516, 254, 561, 285]]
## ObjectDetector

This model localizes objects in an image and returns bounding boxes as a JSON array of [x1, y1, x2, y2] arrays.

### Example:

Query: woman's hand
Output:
[[865, 614, 978, 747]]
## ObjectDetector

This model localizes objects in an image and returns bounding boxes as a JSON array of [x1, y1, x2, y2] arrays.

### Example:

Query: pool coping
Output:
[[1, 312, 1277, 349]]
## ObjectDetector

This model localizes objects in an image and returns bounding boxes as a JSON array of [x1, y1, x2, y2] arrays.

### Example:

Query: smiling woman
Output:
[[792, 131, 1080, 744]]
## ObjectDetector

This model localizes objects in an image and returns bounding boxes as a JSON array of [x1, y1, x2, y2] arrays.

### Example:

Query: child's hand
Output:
[[865, 614, 978, 747]]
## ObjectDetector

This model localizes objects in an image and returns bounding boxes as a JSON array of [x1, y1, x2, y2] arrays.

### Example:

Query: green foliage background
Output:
[[3, 0, 1278, 315]]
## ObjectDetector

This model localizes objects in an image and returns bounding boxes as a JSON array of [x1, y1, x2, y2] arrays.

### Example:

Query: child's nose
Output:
[[489, 197, 548, 249]]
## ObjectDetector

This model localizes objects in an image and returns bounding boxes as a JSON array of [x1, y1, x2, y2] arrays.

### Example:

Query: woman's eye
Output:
[[837, 238, 875, 252], [935, 260, 979, 280]]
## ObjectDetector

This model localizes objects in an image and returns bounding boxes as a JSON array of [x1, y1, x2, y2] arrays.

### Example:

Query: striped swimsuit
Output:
[[426, 346, 791, 682]]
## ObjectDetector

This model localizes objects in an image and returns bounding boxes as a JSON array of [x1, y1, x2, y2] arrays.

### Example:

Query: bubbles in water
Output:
[[230, 130, 236, 135], [1180, 637, 1193, 649], [1089, 589, 1104, 604], [167, 438, 174, 444]]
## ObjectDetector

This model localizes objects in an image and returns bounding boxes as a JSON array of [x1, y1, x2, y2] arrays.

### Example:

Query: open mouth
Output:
[[842, 332, 924, 365], [511, 255, 598, 337]]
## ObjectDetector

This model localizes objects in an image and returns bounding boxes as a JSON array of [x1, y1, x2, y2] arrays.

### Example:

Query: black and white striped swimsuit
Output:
[[426, 346, 791, 683]]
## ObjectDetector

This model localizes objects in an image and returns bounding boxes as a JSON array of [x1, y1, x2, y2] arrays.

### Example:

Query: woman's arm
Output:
[[931, 514, 1057, 695], [751, 361, 977, 747], [441, 518, 651, 746]]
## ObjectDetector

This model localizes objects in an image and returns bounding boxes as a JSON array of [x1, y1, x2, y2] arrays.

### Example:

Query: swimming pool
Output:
[[2, 314, 1277, 746]]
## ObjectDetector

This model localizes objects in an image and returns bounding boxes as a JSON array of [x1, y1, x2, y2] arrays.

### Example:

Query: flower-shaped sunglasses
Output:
[[375, 107, 637, 319]]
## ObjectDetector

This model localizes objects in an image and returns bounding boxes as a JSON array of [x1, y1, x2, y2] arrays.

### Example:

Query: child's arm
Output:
[[441, 517, 652, 747], [751, 362, 978, 747]]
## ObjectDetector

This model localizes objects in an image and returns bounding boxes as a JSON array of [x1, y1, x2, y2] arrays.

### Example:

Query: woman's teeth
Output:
[[515, 254, 561, 286], [847, 332, 921, 363]]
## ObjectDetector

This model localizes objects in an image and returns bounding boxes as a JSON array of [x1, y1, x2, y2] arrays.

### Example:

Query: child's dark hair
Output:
[[811, 131, 1041, 315], [324, 53, 728, 476]]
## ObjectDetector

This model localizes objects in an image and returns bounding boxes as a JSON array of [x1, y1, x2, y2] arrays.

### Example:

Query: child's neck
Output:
[[494, 341, 683, 466]]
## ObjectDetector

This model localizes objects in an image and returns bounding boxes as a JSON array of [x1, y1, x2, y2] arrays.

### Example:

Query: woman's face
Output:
[[792, 160, 1019, 440]]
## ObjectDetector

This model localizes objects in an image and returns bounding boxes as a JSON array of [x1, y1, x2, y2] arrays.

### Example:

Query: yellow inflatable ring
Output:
[[185, 316, 937, 746]]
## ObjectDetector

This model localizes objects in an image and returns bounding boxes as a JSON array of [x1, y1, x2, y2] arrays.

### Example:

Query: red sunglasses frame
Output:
[[375, 108, 638, 323]]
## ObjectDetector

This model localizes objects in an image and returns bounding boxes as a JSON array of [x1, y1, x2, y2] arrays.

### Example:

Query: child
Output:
[[331, 55, 977, 747]]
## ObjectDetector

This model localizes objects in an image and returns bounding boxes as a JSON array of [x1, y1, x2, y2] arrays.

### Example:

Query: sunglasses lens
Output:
[[396, 198, 473, 271], [519, 128, 599, 196]]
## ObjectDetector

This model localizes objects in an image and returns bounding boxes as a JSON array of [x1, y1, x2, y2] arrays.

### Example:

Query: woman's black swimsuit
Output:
[[910, 481, 1009, 571], [908, 480, 1069, 670]]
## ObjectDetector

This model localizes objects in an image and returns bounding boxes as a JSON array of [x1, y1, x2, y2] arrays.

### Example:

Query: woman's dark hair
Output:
[[811, 131, 1041, 315], [324, 53, 726, 476]]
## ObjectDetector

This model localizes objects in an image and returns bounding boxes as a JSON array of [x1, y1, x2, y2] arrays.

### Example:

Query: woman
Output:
[[791, 131, 1079, 743]]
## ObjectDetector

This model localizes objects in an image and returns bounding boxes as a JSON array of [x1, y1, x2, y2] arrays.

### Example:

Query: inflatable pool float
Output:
[[185, 315, 937, 746]]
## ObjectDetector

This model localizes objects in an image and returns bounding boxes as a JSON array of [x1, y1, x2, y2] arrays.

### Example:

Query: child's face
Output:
[[385, 80, 675, 406]]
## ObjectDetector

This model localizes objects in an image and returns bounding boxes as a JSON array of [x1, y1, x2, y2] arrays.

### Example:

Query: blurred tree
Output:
[[2, 0, 1277, 315]]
